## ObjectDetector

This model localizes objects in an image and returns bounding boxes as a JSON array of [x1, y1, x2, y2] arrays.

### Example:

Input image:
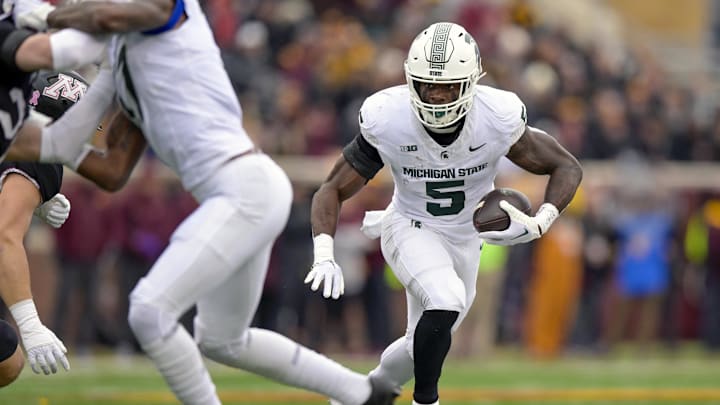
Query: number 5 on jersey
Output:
[[426, 180, 465, 216]]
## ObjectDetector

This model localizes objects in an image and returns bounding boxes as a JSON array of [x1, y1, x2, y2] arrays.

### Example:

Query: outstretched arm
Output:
[[7, 66, 116, 165], [0, 20, 106, 73], [7, 108, 147, 192], [47, 0, 175, 34]]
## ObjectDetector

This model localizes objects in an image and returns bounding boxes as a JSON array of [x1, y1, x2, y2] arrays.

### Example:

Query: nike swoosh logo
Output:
[[511, 229, 529, 240], [469, 143, 487, 152]]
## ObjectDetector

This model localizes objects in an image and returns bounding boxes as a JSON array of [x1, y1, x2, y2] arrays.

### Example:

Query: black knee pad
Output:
[[0, 319, 19, 362]]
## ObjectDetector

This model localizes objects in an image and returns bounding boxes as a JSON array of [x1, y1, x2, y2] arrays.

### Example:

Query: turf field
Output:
[[2, 347, 720, 405]]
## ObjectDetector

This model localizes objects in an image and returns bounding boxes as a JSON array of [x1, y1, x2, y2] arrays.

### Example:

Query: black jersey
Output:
[[0, 19, 34, 159], [0, 161, 63, 202]]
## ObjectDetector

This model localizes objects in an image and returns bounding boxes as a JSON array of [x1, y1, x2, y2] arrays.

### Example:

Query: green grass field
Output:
[[2, 347, 720, 405]]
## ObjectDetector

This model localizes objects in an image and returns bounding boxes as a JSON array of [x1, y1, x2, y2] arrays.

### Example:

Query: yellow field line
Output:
[[71, 388, 720, 402]]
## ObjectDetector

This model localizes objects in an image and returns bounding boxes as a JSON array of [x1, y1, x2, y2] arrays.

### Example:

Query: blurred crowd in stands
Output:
[[213, 0, 720, 162], [8, 0, 720, 359]]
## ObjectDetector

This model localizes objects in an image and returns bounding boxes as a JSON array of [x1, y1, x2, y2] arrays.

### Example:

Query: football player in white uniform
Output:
[[306, 22, 583, 405], [27, 1, 400, 404]]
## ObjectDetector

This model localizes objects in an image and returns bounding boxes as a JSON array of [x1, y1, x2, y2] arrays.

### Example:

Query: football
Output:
[[473, 188, 532, 233]]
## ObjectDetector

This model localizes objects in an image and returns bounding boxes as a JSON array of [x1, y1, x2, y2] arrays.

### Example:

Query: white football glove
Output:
[[304, 234, 345, 299], [13, 0, 55, 31], [477, 201, 559, 246], [9, 299, 70, 375], [34, 193, 71, 228]]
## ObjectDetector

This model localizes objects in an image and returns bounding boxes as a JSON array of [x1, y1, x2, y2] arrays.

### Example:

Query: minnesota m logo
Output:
[[42, 73, 87, 102]]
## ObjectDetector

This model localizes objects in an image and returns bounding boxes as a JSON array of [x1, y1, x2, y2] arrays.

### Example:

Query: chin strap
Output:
[[427, 122, 460, 134]]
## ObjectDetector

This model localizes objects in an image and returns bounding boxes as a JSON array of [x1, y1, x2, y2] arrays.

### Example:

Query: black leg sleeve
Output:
[[413, 309, 459, 404]]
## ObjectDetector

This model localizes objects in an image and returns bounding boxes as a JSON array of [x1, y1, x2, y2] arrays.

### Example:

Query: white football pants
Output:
[[132, 153, 292, 337], [128, 154, 375, 405], [371, 207, 483, 387], [128, 153, 291, 403]]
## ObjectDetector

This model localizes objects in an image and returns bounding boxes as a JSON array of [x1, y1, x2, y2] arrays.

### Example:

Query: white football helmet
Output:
[[405, 22, 485, 128]]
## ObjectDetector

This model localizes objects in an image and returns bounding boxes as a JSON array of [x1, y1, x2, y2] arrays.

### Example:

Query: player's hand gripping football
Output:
[[34, 193, 71, 228], [304, 234, 345, 299], [477, 201, 559, 246], [9, 299, 70, 375]]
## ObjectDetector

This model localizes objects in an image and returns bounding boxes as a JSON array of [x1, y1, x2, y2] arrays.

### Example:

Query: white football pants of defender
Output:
[[128, 154, 374, 405], [369, 207, 482, 387]]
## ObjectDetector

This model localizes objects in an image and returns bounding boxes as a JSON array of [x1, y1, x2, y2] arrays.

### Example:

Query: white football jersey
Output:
[[107, 0, 253, 191], [359, 85, 526, 243]]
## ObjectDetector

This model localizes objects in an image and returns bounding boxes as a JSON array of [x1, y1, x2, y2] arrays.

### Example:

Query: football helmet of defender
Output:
[[0, 1, 107, 162], [307, 22, 582, 405], [0, 70, 90, 383], [29, 70, 88, 120]]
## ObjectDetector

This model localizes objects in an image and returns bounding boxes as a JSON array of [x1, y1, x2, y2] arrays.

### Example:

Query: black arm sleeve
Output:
[[0, 21, 33, 74], [342, 133, 384, 180]]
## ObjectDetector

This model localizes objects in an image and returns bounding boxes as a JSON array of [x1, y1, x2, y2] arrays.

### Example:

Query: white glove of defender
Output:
[[304, 234, 345, 300], [34, 193, 71, 228], [477, 201, 559, 246], [10, 299, 70, 375], [13, 0, 55, 31]]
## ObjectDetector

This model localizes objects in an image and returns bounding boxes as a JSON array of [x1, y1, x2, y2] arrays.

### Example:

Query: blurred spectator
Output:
[[524, 214, 583, 358], [569, 187, 614, 352], [496, 243, 533, 345], [455, 243, 508, 358], [52, 180, 114, 354], [602, 169, 676, 351], [357, 183, 394, 353], [199, 0, 717, 163], [257, 185, 314, 342], [685, 197, 720, 351]]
